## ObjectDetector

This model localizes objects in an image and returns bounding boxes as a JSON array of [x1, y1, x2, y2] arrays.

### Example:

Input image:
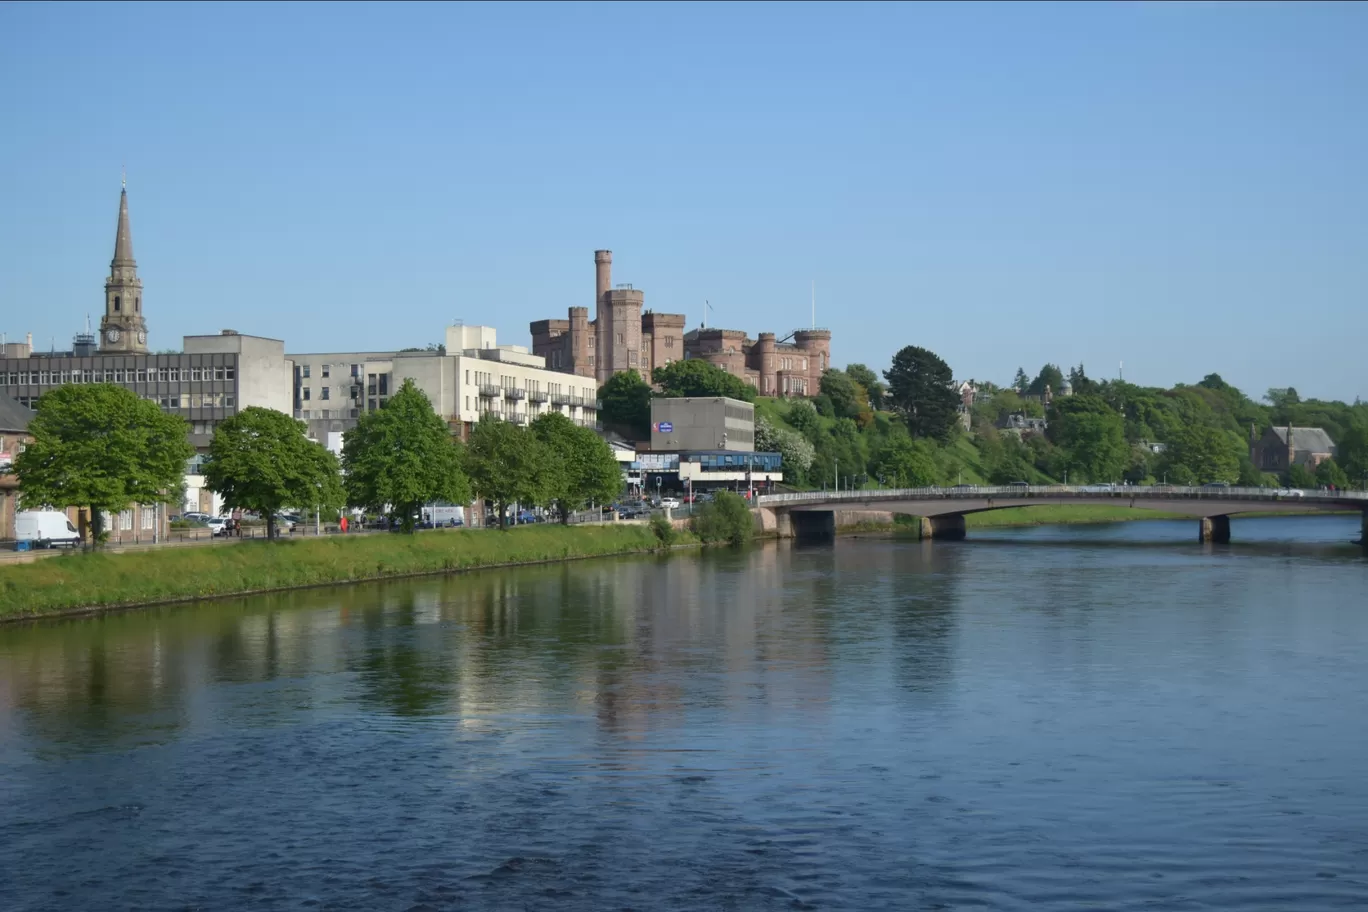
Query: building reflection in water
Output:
[[0, 539, 970, 755]]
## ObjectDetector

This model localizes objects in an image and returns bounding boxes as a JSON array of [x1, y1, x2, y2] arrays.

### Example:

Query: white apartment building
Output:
[[288, 325, 600, 441]]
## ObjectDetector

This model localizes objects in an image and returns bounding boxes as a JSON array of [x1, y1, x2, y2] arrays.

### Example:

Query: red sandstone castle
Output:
[[530, 251, 831, 396]]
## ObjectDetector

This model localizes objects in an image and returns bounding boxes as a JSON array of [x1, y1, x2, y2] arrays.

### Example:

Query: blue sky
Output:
[[2, 1, 1365, 401]]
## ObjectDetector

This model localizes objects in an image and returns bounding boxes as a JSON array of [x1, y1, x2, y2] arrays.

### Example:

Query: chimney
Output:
[[594, 250, 612, 312]]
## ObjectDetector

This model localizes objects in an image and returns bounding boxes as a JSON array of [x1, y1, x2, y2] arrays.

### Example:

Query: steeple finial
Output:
[[121, 165, 126, 191]]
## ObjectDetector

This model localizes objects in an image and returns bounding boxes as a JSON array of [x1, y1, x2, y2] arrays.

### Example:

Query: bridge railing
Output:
[[755, 485, 1368, 506]]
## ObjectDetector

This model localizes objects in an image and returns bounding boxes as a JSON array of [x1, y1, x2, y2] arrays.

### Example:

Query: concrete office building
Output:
[[650, 397, 755, 453], [290, 324, 600, 445], [530, 250, 831, 397]]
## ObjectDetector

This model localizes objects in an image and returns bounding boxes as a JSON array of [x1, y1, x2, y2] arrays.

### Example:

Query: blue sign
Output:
[[657, 422, 673, 433]]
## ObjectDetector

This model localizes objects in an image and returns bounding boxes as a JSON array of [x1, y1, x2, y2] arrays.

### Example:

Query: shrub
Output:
[[689, 491, 753, 546], [649, 513, 676, 547]]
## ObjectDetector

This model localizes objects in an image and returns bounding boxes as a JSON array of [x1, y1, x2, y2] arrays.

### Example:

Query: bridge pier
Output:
[[919, 514, 967, 541], [1199, 515, 1231, 544]]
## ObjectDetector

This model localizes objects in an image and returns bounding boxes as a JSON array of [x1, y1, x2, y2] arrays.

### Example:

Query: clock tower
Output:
[[99, 178, 148, 353]]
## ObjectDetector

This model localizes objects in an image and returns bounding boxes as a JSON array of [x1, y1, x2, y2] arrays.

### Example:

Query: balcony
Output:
[[551, 392, 572, 406], [478, 383, 501, 398], [527, 389, 549, 403], [504, 387, 526, 400], [575, 419, 603, 431], [570, 394, 587, 407]]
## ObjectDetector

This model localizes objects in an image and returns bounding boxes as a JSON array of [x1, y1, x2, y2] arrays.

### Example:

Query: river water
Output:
[[2, 516, 1366, 911]]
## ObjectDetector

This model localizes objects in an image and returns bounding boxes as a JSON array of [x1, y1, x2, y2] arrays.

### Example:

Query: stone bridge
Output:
[[754, 485, 1368, 544]]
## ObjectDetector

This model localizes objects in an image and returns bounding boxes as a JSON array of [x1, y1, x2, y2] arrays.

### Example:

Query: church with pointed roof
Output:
[[99, 180, 149, 353]]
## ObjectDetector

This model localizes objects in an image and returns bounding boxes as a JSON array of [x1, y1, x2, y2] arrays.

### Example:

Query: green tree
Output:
[[652, 359, 757, 402], [755, 416, 815, 484], [884, 345, 959, 441], [873, 435, 939, 487], [1335, 420, 1368, 486], [1048, 395, 1127, 482], [15, 384, 193, 546], [785, 399, 821, 438], [819, 369, 869, 421], [465, 414, 548, 529], [1315, 458, 1349, 489], [340, 379, 469, 533], [689, 490, 753, 545], [1028, 363, 1065, 397], [206, 407, 344, 540], [1162, 424, 1240, 486], [1265, 387, 1301, 409], [1013, 367, 1029, 392], [531, 412, 623, 522], [597, 369, 653, 439], [845, 363, 886, 409], [1287, 463, 1317, 489]]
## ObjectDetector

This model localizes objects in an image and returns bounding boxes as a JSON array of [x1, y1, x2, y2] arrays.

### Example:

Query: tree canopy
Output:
[[819, 369, 871, 424], [1028, 363, 1065, 397], [206, 407, 344, 539], [597, 369, 653, 439], [884, 345, 959, 441], [845, 363, 885, 409], [1160, 424, 1240, 485], [872, 435, 938, 487], [465, 415, 548, 528], [652, 359, 756, 402], [340, 379, 469, 532], [15, 384, 193, 544], [531, 411, 623, 522], [1047, 395, 1128, 482]]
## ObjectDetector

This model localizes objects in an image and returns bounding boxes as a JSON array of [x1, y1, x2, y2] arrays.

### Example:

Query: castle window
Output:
[[665, 336, 674, 349], [321, 387, 330, 401], [321, 364, 331, 378], [114, 295, 121, 312], [136, 297, 140, 312]]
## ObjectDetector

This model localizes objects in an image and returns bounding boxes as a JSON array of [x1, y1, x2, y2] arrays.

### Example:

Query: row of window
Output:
[[684, 452, 783, 471], [158, 395, 236, 410], [1, 366, 236, 386], [298, 409, 361, 420], [101, 507, 158, 532], [298, 363, 366, 380], [300, 387, 332, 401]]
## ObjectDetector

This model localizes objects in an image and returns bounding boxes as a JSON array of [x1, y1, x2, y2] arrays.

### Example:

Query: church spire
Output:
[[112, 180, 135, 269], [99, 178, 147, 353]]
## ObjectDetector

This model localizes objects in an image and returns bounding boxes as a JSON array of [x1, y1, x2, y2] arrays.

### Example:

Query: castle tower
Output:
[[99, 180, 148, 353], [592, 249, 644, 385]]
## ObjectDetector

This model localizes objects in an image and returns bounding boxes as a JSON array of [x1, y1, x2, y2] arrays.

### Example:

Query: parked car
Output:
[[1201, 482, 1231, 490], [659, 497, 682, 509], [15, 510, 81, 549], [206, 517, 230, 536], [1006, 480, 1030, 488]]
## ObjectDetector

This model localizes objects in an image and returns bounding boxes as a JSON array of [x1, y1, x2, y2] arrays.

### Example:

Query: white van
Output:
[[15, 510, 81, 548]]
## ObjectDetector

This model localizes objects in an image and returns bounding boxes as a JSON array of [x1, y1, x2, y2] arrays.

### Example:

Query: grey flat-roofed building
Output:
[[650, 397, 754, 452]]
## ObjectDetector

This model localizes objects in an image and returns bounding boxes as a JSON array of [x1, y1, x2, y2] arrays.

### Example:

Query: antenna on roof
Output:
[[703, 300, 709, 328]]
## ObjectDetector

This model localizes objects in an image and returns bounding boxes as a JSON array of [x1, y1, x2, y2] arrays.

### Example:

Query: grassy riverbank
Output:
[[0, 525, 681, 621]]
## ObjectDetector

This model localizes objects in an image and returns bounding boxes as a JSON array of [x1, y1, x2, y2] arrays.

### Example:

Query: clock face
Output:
[[106, 328, 121, 343], [137, 331, 147, 344]]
